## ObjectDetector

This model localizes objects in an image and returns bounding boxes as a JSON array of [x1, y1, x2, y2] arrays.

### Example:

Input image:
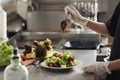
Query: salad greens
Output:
[[45, 49, 54, 58], [61, 51, 71, 61], [0, 42, 13, 66], [45, 51, 77, 67], [23, 39, 53, 61]]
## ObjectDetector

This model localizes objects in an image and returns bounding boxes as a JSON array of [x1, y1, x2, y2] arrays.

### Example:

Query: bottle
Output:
[[4, 48, 28, 80], [0, 6, 7, 39]]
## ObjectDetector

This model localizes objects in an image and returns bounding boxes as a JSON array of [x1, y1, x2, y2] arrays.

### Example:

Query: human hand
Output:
[[81, 62, 111, 75], [64, 6, 88, 27]]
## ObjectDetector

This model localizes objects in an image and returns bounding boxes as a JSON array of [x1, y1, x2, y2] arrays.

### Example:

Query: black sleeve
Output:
[[105, 2, 120, 37]]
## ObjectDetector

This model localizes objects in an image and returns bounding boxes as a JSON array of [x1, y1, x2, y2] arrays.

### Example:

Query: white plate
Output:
[[40, 62, 75, 70]]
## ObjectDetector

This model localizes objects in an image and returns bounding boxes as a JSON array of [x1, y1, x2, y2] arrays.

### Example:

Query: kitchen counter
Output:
[[0, 50, 97, 80], [7, 31, 100, 49], [29, 50, 97, 80]]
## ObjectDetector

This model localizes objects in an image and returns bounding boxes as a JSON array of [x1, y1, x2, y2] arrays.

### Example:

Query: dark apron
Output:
[[106, 16, 120, 80]]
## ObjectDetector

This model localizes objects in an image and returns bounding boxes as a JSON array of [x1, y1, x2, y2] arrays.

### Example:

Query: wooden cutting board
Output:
[[23, 59, 36, 66], [22, 58, 41, 66]]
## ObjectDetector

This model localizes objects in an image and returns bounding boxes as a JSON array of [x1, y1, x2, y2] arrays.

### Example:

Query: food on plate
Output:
[[21, 38, 53, 61], [0, 42, 13, 66], [45, 51, 77, 68], [21, 38, 77, 67]]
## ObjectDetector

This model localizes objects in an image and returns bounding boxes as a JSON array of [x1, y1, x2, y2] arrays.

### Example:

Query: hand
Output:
[[64, 6, 88, 27], [81, 62, 111, 75]]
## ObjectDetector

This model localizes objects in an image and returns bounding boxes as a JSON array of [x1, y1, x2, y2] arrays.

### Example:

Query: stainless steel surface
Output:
[[31, 0, 97, 11], [31, 0, 70, 11], [7, 18, 23, 32], [28, 50, 96, 80], [7, 31, 100, 49], [0, 50, 97, 80], [17, 0, 28, 20], [27, 11, 66, 31]]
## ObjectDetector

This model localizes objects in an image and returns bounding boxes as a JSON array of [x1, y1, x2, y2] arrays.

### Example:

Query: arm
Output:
[[87, 20, 110, 36], [64, 6, 110, 36], [109, 59, 120, 71], [104, 43, 112, 48]]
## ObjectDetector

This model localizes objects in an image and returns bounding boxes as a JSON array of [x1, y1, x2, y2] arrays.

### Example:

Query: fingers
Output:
[[81, 62, 111, 75], [81, 66, 92, 73], [64, 5, 88, 27], [64, 6, 69, 16], [70, 6, 80, 15], [81, 64, 96, 74], [80, 70, 95, 80], [64, 6, 76, 19], [65, 6, 81, 17]]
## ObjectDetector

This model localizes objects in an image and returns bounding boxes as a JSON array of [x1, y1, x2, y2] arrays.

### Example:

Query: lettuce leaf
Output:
[[0, 42, 13, 66]]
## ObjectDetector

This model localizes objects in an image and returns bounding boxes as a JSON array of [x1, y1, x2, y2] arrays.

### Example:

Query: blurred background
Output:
[[0, 0, 119, 43]]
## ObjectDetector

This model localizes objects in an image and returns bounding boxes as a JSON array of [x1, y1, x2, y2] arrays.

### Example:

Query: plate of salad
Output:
[[40, 51, 78, 70]]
